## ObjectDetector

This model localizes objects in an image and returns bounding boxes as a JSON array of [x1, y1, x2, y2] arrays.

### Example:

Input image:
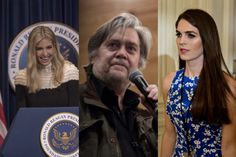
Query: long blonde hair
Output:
[[27, 26, 65, 93]]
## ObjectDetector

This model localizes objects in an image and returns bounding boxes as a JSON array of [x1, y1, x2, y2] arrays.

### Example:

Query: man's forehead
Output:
[[106, 28, 140, 45]]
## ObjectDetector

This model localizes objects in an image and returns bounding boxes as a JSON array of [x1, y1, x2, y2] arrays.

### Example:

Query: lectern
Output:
[[0, 107, 79, 157]]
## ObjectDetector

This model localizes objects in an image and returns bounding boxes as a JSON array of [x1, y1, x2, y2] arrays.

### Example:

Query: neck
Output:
[[38, 63, 52, 71], [184, 66, 201, 77], [110, 82, 130, 111], [184, 54, 203, 77], [185, 61, 203, 77]]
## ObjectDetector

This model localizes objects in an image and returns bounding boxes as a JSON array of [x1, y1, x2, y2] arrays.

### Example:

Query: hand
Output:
[[146, 84, 158, 101]]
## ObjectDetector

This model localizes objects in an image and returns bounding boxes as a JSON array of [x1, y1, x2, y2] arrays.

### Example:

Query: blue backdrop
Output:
[[0, 0, 79, 127]]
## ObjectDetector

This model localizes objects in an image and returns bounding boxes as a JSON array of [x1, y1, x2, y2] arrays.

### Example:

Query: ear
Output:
[[89, 52, 98, 64], [90, 56, 95, 64], [138, 59, 143, 68]]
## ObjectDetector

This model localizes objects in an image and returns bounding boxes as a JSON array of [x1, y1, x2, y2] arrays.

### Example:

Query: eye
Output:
[[46, 45, 53, 49], [126, 45, 137, 54], [107, 41, 120, 51], [187, 33, 196, 39], [176, 32, 181, 38], [35, 47, 43, 51]]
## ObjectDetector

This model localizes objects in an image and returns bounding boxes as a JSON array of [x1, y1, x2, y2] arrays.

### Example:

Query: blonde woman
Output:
[[15, 26, 79, 108]]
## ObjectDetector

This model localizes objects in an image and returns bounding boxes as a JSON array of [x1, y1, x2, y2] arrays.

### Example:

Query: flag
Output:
[[0, 91, 7, 146]]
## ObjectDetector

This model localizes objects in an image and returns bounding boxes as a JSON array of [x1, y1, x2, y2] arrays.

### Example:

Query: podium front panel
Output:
[[1, 107, 79, 157]]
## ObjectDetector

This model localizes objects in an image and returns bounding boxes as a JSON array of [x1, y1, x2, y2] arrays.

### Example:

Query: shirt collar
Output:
[[90, 70, 140, 110]]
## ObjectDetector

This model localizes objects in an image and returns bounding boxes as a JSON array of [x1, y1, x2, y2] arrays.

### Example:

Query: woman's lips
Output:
[[179, 48, 189, 54]]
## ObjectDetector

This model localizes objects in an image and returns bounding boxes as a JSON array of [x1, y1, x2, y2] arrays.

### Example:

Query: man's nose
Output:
[[115, 46, 127, 59]]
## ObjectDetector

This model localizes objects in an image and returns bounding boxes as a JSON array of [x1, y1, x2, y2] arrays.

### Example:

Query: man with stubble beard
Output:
[[79, 12, 158, 157]]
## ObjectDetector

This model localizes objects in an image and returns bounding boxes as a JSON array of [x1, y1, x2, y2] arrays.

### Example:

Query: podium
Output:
[[0, 107, 79, 157]]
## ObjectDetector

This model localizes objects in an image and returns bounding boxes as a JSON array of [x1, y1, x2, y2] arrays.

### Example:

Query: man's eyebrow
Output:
[[106, 38, 139, 47], [126, 41, 138, 47], [105, 39, 120, 43]]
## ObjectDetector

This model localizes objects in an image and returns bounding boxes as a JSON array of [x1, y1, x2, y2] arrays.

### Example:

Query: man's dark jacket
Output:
[[79, 70, 157, 157]]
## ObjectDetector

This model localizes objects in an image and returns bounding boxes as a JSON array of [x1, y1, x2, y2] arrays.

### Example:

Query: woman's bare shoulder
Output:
[[224, 74, 236, 125], [162, 72, 176, 95], [225, 74, 236, 97]]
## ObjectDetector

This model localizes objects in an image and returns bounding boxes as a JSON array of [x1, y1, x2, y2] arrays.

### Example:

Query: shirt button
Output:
[[110, 138, 116, 143]]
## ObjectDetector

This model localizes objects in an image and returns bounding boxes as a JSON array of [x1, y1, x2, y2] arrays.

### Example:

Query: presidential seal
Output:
[[8, 22, 79, 91], [40, 112, 79, 157]]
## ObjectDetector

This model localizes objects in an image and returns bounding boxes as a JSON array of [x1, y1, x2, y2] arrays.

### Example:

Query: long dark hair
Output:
[[176, 9, 233, 124]]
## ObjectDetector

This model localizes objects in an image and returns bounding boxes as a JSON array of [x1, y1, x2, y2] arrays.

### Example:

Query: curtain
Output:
[[0, 0, 79, 126]]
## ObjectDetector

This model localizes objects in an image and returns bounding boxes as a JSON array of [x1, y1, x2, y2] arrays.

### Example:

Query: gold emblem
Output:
[[40, 112, 79, 157], [52, 127, 78, 150]]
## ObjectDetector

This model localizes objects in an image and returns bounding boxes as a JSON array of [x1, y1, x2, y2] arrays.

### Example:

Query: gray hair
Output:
[[88, 12, 152, 68]]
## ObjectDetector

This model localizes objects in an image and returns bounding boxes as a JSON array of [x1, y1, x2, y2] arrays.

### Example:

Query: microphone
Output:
[[129, 69, 157, 111]]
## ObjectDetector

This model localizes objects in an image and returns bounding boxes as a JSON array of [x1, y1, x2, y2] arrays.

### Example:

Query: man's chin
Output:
[[111, 68, 127, 75], [108, 71, 127, 80]]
